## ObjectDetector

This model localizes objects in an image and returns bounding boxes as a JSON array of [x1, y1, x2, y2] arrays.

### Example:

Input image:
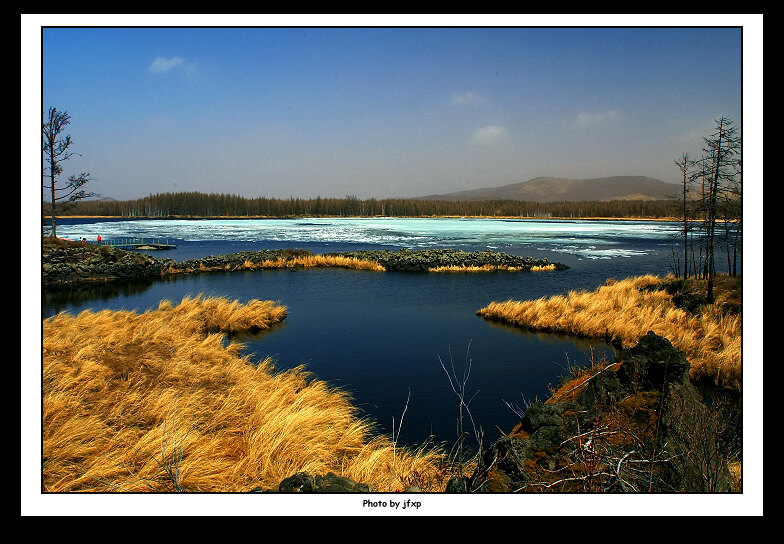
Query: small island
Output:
[[42, 238, 567, 288]]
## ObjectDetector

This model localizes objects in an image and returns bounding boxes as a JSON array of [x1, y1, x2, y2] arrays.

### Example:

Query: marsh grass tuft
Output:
[[428, 263, 556, 273], [530, 264, 557, 271], [477, 274, 742, 391], [429, 264, 523, 273], [42, 295, 443, 492], [233, 255, 385, 272]]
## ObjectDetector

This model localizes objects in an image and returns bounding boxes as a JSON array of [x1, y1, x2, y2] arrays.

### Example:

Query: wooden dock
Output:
[[96, 237, 177, 250]]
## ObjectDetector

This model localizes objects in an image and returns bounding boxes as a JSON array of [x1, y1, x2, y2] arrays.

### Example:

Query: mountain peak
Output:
[[419, 176, 679, 202]]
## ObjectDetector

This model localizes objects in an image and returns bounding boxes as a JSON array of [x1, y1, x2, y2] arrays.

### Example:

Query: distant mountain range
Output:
[[419, 176, 680, 202]]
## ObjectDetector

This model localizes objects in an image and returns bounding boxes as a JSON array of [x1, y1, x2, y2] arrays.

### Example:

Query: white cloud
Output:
[[451, 91, 483, 106], [471, 125, 507, 145], [148, 56, 185, 74], [573, 109, 621, 128]]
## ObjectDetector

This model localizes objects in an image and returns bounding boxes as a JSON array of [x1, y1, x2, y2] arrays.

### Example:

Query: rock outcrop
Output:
[[173, 248, 313, 273], [42, 238, 175, 288], [450, 331, 740, 493], [330, 248, 567, 272]]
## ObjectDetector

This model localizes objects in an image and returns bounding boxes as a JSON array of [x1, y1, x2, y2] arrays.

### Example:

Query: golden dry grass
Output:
[[42, 295, 444, 492], [477, 274, 742, 391], [241, 254, 386, 272], [163, 255, 385, 276], [428, 264, 524, 272], [427, 264, 556, 272]]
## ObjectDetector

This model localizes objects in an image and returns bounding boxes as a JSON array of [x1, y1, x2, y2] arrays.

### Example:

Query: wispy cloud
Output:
[[471, 125, 507, 145], [148, 56, 185, 74], [573, 109, 621, 128], [451, 91, 484, 106], [148, 56, 198, 78]]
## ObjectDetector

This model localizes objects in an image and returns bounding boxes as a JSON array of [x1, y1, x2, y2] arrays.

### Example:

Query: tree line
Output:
[[48, 192, 682, 220]]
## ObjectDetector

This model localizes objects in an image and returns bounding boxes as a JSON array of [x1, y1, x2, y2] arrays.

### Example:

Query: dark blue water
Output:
[[42, 217, 739, 450]]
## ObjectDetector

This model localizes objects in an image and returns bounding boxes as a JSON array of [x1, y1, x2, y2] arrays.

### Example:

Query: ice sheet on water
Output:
[[547, 246, 651, 259], [53, 217, 679, 259]]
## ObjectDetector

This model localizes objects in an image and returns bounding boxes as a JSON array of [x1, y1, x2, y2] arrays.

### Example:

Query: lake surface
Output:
[[42, 217, 733, 450]]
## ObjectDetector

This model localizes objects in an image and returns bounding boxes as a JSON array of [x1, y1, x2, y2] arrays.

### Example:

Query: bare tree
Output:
[[42, 106, 98, 237], [702, 117, 741, 302], [674, 153, 694, 279], [677, 118, 742, 287], [721, 157, 742, 277]]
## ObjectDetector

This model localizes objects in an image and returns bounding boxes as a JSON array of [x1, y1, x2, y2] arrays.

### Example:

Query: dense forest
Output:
[[45, 192, 682, 219]]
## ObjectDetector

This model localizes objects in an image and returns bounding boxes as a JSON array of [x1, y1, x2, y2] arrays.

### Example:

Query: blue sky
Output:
[[28, 16, 758, 201]]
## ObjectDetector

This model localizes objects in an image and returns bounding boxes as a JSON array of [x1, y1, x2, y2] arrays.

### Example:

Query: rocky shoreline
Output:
[[42, 238, 176, 287], [455, 331, 740, 493], [41, 239, 567, 288], [329, 248, 566, 272]]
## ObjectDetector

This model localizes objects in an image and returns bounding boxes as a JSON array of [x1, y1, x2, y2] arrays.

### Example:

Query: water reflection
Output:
[[42, 277, 158, 317], [482, 317, 617, 356]]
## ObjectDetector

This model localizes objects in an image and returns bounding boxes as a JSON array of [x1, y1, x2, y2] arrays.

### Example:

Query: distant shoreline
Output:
[[44, 214, 682, 222]]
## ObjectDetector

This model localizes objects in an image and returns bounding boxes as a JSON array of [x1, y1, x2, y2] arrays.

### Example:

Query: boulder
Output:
[[278, 472, 315, 492], [314, 472, 373, 493], [270, 472, 373, 493]]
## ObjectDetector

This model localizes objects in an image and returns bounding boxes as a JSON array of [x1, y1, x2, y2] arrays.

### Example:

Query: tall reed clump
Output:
[[42, 295, 442, 492], [241, 255, 386, 272], [477, 274, 742, 391]]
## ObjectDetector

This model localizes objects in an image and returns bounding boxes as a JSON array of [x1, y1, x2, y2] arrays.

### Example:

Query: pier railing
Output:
[[94, 237, 177, 250]]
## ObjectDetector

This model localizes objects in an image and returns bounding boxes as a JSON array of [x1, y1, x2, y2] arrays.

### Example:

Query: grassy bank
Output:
[[477, 274, 742, 391], [42, 295, 445, 492], [238, 254, 386, 272], [165, 253, 386, 275]]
